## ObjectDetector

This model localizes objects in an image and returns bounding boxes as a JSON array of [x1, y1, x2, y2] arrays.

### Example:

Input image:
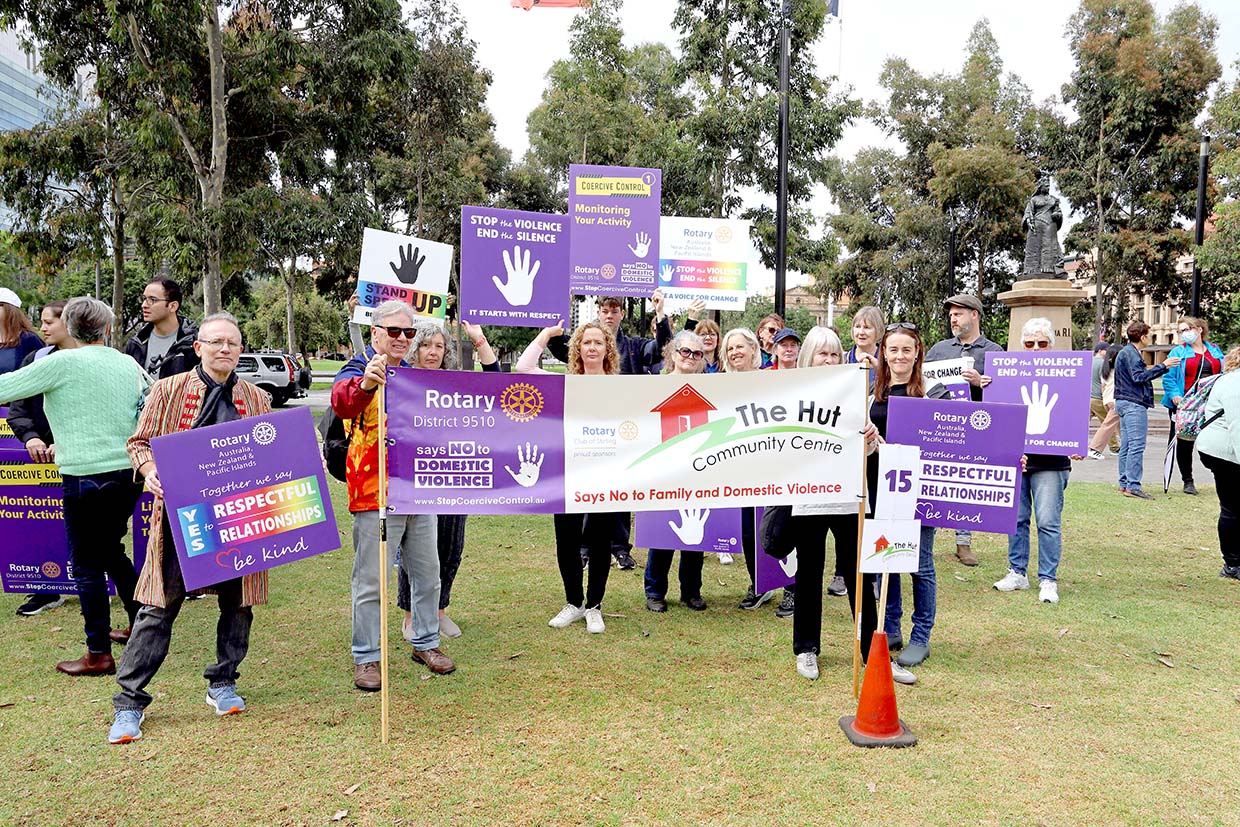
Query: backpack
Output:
[[318, 408, 350, 482], [1174, 373, 1225, 441]]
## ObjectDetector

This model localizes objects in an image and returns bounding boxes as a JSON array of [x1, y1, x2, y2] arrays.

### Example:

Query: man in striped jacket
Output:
[[108, 313, 273, 745]]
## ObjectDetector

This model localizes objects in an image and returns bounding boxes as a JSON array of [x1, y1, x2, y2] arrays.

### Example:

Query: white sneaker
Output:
[[548, 604, 586, 628], [1039, 579, 1059, 604], [993, 569, 1030, 591], [890, 661, 917, 685], [719, 553, 734, 565], [584, 607, 605, 633], [796, 652, 819, 680]]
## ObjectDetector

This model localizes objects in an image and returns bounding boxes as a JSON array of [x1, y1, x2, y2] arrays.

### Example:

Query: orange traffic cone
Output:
[[839, 631, 918, 748]]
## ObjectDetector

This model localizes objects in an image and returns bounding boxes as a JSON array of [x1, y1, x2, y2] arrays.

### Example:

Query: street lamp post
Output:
[[1190, 135, 1209, 318]]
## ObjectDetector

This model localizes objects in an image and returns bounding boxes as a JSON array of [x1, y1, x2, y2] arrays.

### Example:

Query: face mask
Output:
[[1181, 330, 1198, 345]]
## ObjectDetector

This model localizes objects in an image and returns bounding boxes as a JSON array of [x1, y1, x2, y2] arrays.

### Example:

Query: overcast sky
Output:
[[448, 0, 1240, 296]]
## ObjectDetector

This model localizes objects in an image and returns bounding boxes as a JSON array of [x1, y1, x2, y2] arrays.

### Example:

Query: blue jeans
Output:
[[1115, 399, 1149, 492], [883, 525, 938, 647], [1008, 470, 1069, 582], [644, 549, 704, 600], [351, 511, 439, 662]]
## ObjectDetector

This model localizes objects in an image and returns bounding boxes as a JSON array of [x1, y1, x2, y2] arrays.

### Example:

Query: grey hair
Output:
[[1020, 317, 1055, 346], [62, 297, 113, 343], [372, 300, 417, 327], [798, 325, 844, 369], [850, 306, 886, 336], [199, 312, 242, 339], [722, 328, 762, 373], [408, 320, 457, 370], [662, 330, 705, 373]]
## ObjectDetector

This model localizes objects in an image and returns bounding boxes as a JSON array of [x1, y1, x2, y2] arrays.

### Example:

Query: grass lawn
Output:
[[311, 359, 346, 373], [3, 481, 1237, 826]]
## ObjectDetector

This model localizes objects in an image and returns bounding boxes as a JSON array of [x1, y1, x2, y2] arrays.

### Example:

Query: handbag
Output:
[[759, 505, 796, 560]]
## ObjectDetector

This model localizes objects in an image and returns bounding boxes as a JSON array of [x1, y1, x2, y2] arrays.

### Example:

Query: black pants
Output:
[[1200, 452, 1240, 567], [1167, 409, 1197, 484], [790, 513, 876, 661], [398, 514, 466, 612], [62, 469, 143, 654], [114, 519, 253, 711], [554, 512, 619, 608], [643, 549, 704, 600]]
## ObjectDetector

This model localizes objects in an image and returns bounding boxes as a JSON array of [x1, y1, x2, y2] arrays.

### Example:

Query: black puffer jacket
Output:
[[124, 316, 201, 378]]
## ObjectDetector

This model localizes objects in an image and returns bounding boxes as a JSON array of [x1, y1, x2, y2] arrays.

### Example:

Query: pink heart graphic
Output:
[[215, 549, 238, 568]]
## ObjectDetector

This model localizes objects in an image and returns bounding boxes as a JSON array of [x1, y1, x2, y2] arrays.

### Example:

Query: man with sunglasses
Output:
[[124, 278, 200, 379], [331, 301, 453, 691], [926, 294, 1005, 566]]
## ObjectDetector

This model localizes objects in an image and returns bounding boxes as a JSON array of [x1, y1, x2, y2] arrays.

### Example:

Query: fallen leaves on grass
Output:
[[331, 809, 348, 821], [1057, 628, 1070, 639], [866, 782, 878, 793], [508, 652, 524, 660], [1158, 657, 1175, 668], [344, 783, 361, 796]]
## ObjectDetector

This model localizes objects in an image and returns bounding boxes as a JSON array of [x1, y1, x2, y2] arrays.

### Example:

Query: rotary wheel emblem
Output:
[[968, 410, 992, 431], [501, 383, 544, 422], [618, 420, 638, 440], [600, 264, 617, 280], [252, 421, 278, 445]]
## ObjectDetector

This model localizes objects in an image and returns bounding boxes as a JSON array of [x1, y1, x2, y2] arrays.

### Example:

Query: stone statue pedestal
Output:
[[998, 278, 1087, 351]]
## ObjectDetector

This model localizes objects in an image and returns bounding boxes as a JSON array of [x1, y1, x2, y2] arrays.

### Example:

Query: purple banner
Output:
[[150, 407, 340, 591], [754, 507, 797, 593], [0, 405, 22, 449], [634, 508, 743, 554], [386, 368, 566, 514], [0, 447, 150, 594], [568, 164, 662, 297], [460, 206, 570, 328], [886, 397, 1025, 534], [984, 351, 1091, 456]]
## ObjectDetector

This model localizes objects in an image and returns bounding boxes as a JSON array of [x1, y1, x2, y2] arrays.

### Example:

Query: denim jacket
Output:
[[1114, 343, 1167, 408]]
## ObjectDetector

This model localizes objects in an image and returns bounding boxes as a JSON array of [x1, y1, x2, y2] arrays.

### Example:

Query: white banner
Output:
[[563, 365, 866, 513], [921, 357, 973, 400], [353, 227, 453, 328], [657, 216, 751, 312]]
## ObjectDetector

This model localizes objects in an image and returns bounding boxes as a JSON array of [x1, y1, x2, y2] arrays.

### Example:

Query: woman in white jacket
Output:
[[1195, 347, 1240, 580]]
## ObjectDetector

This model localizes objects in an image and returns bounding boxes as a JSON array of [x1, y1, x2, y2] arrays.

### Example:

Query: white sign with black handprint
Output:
[[353, 227, 452, 327]]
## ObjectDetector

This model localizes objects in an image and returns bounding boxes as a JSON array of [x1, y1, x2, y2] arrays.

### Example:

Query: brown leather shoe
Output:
[[411, 647, 456, 675], [353, 661, 381, 692], [109, 627, 131, 645], [955, 543, 979, 566], [56, 652, 116, 676]]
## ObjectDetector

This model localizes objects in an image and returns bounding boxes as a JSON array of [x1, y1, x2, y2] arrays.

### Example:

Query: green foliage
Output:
[[1199, 60, 1240, 338], [717, 295, 817, 339], [244, 278, 345, 354]]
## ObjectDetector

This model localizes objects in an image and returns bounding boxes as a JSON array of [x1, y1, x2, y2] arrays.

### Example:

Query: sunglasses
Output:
[[1023, 340, 1051, 349], [380, 326, 416, 339], [886, 322, 918, 332], [677, 347, 705, 360]]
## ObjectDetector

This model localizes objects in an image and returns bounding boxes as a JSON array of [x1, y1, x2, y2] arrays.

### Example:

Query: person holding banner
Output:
[[108, 313, 273, 743], [870, 322, 951, 675], [333, 301, 455, 691], [993, 319, 1076, 604], [766, 328, 801, 371], [1161, 316, 1224, 495], [846, 306, 884, 376], [519, 321, 624, 633], [396, 321, 500, 641], [644, 331, 710, 613], [0, 298, 145, 676], [1114, 321, 1180, 500]]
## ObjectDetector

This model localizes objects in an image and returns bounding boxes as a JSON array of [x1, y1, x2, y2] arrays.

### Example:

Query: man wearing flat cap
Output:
[[926, 294, 1004, 567]]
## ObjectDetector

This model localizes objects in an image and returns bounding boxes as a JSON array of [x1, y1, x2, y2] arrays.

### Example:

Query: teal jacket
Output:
[[1161, 342, 1225, 411]]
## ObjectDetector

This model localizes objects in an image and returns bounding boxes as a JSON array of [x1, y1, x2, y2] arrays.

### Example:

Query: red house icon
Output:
[[651, 384, 716, 442], [873, 535, 891, 556]]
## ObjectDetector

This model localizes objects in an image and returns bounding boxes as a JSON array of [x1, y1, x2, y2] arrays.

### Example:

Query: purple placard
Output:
[[0, 448, 149, 594], [0, 406, 22, 449], [386, 368, 566, 514], [568, 164, 662, 297], [886, 397, 1025, 534], [459, 206, 570, 328], [150, 407, 340, 591], [984, 351, 1091, 456], [634, 508, 743, 554], [754, 506, 797, 593]]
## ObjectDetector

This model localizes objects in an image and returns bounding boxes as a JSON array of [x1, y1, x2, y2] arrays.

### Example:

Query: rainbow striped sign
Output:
[[176, 476, 327, 555], [356, 279, 448, 321]]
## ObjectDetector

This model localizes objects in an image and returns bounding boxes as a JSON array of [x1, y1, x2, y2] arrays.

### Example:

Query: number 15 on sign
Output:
[[876, 443, 921, 521]]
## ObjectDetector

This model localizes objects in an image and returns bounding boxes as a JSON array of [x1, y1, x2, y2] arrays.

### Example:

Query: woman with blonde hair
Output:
[[846, 306, 885, 373]]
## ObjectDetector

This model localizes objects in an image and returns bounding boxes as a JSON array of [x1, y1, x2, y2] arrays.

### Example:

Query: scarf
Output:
[[191, 365, 241, 429]]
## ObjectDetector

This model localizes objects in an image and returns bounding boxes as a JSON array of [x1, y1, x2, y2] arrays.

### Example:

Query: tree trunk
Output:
[[1093, 119, 1106, 340], [284, 261, 298, 356], [110, 176, 126, 350], [201, 3, 229, 314]]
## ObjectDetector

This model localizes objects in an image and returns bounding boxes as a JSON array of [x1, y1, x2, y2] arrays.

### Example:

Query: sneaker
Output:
[[645, 596, 668, 613], [1219, 565, 1240, 581], [890, 662, 917, 685], [738, 587, 776, 610], [1124, 489, 1155, 500], [15, 593, 64, 616], [584, 607, 605, 633], [1039, 579, 1059, 604], [438, 614, 462, 639], [796, 652, 819, 680], [206, 684, 246, 716], [548, 604, 587, 628], [108, 709, 145, 744], [774, 590, 795, 618], [613, 550, 637, 570], [827, 575, 847, 597], [1183, 481, 1198, 495], [993, 569, 1030, 592], [1088, 448, 1104, 460], [718, 553, 734, 565], [896, 642, 929, 667]]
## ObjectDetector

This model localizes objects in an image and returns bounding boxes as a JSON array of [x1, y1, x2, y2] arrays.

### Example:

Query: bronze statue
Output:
[[1020, 177, 1066, 280]]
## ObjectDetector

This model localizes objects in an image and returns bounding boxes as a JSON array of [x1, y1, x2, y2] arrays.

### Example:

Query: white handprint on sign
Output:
[[778, 548, 799, 578], [628, 232, 651, 258], [1020, 380, 1059, 436], [668, 507, 710, 546], [504, 442, 545, 487], [492, 245, 541, 307], [659, 264, 675, 283]]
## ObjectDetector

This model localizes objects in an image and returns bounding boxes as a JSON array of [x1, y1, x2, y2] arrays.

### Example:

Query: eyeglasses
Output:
[[677, 347, 705, 360], [140, 296, 169, 306], [886, 322, 918, 332], [762, 326, 779, 334], [379, 326, 416, 339], [700, 331, 718, 338], [198, 338, 241, 350], [1023, 340, 1051, 349]]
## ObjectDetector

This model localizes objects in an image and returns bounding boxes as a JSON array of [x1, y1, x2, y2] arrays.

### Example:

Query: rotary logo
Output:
[[618, 420, 639, 440], [41, 561, 61, 578], [600, 263, 617, 280], [968, 410, 992, 431], [252, 421, 278, 445], [714, 225, 733, 244], [500, 383, 544, 423]]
